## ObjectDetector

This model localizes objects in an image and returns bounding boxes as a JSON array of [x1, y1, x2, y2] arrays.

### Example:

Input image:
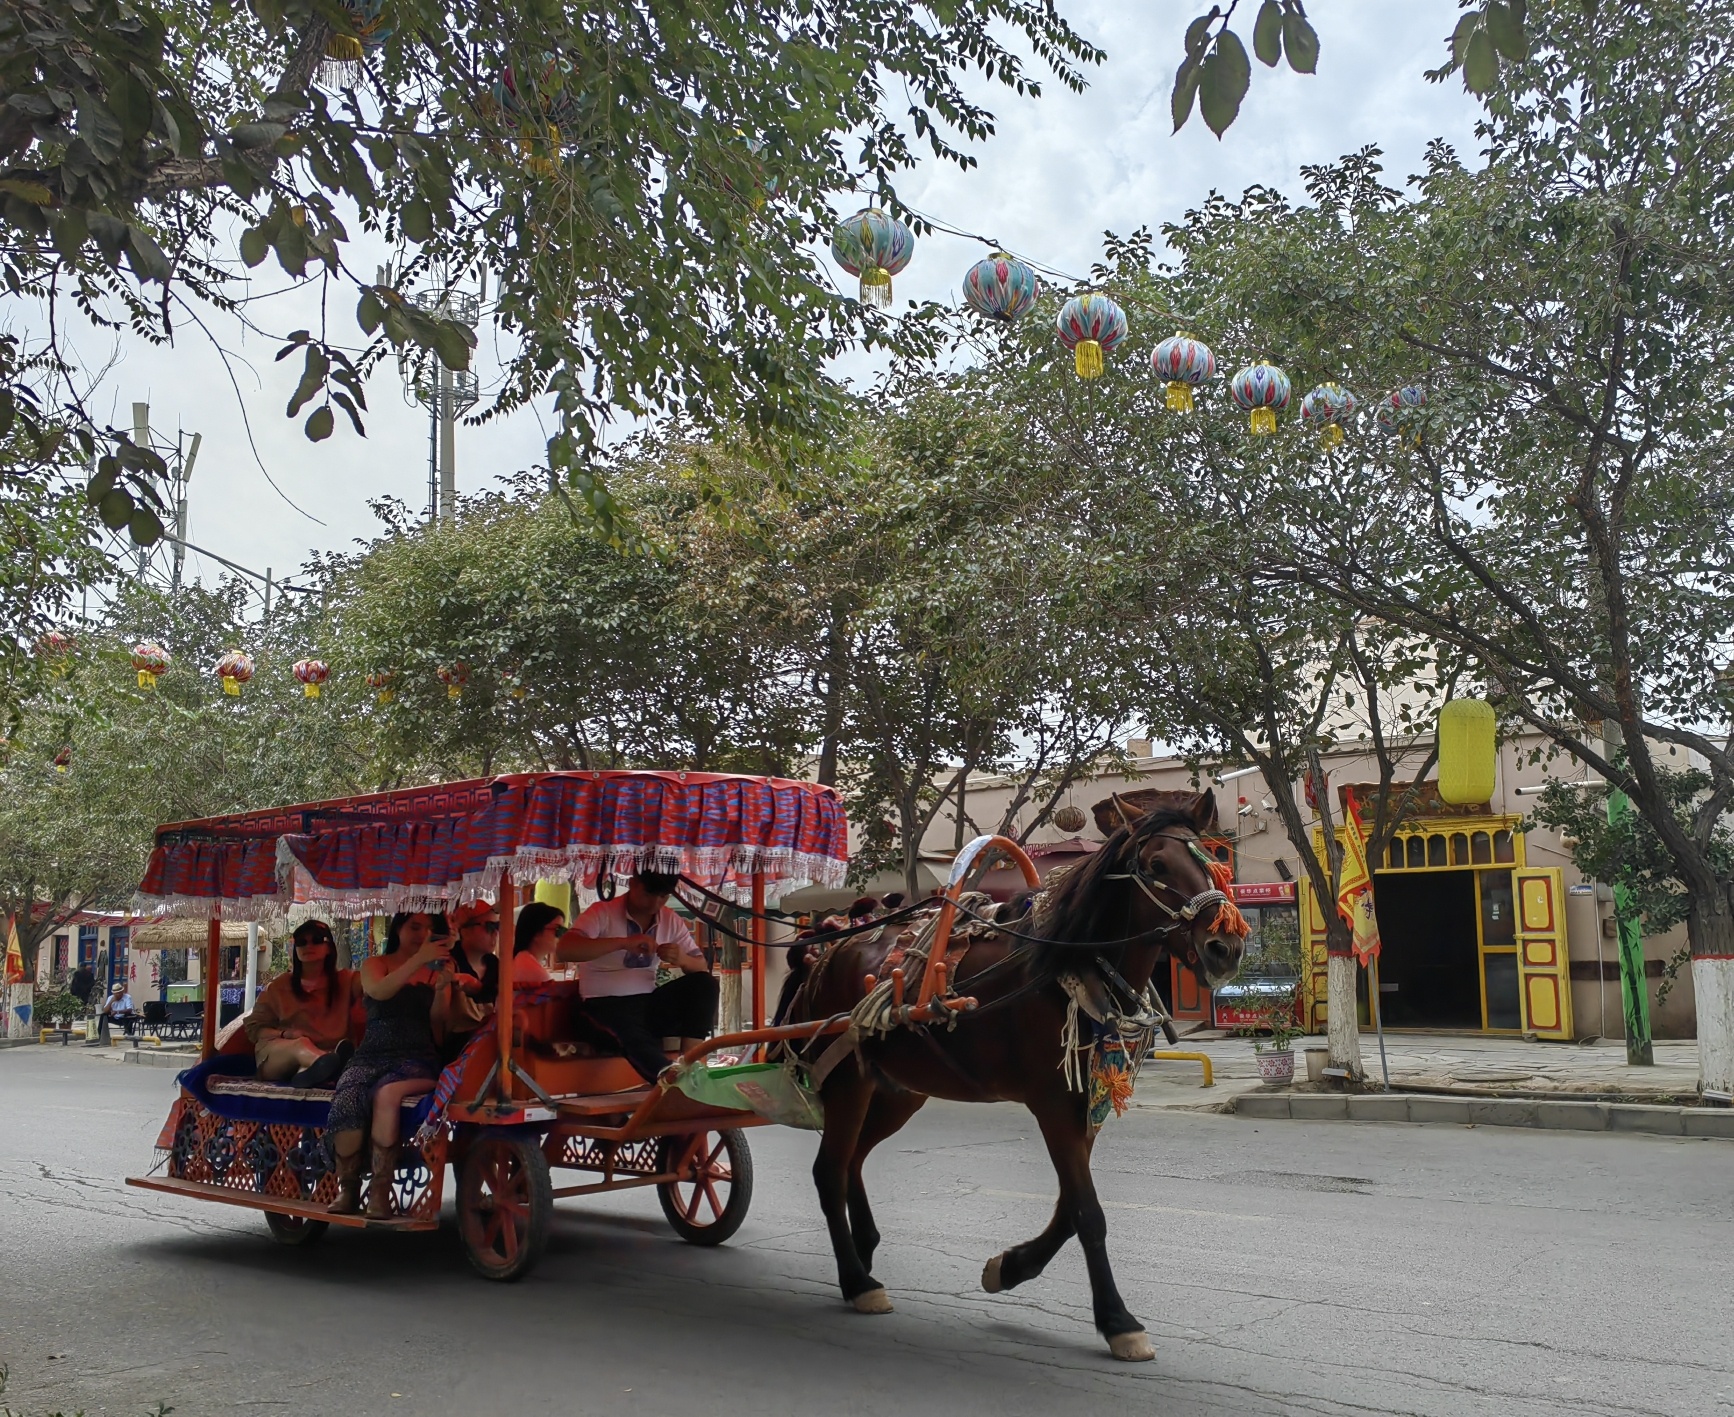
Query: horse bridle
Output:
[[1103, 831, 1230, 934]]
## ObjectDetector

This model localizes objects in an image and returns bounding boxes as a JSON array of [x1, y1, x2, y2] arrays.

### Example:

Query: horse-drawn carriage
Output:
[[127, 770, 1247, 1360]]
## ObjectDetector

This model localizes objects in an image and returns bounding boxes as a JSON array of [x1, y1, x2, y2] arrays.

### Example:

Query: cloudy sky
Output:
[[61, 1, 1483, 604]]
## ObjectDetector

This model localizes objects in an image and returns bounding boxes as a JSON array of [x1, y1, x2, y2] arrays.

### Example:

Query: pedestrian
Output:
[[96, 982, 136, 1042], [68, 960, 96, 1009]]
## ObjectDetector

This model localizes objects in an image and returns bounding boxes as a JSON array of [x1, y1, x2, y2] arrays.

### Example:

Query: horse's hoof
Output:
[[981, 1255, 1005, 1293], [851, 1288, 894, 1314], [1107, 1330, 1154, 1362]]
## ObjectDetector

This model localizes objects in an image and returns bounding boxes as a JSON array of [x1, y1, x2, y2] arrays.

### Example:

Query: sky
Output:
[[48, 1, 1484, 607]]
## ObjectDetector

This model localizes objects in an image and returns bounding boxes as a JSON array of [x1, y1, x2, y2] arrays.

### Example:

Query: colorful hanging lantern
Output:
[[34, 631, 74, 674], [1375, 385, 1428, 440], [1437, 698, 1497, 805], [53, 745, 71, 774], [437, 662, 470, 700], [1299, 383, 1358, 447], [1055, 294, 1128, 380], [215, 650, 255, 697], [1228, 360, 1293, 435], [320, 0, 391, 88], [130, 642, 171, 690], [1150, 333, 1216, 412], [962, 252, 1041, 323], [293, 659, 331, 699], [366, 670, 397, 705], [830, 208, 915, 309], [501, 667, 528, 701]]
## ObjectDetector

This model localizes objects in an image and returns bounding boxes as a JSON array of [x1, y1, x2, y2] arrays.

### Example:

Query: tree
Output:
[[1193, 4, 1734, 1089], [0, 0, 1101, 546], [0, 579, 367, 974]]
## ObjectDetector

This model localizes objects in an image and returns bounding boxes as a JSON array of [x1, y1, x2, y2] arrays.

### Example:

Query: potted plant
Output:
[[1243, 988, 1302, 1085]]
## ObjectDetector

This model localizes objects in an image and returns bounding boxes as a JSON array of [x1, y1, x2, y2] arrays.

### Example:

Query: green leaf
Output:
[[400, 199, 433, 244], [304, 405, 335, 442], [1463, 26, 1499, 94], [1485, 1, 1527, 62], [98, 488, 134, 530], [287, 345, 329, 417], [273, 219, 308, 277], [87, 457, 119, 503], [230, 121, 286, 151], [1252, 1, 1283, 66], [1282, 13, 1319, 74], [1184, 11, 1217, 57], [239, 225, 269, 267], [1171, 56, 1204, 130], [128, 505, 164, 546], [1198, 30, 1251, 137], [1451, 13, 1482, 66], [357, 288, 385, 334], [432, 321, 472, 372], [76, 100, 125, 163], [124, 227, 172, 283]]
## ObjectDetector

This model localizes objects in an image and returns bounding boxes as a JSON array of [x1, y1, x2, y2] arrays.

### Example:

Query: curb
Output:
[[1231, 1090, 1734, 1138], [117, 1048, 198, 1070]]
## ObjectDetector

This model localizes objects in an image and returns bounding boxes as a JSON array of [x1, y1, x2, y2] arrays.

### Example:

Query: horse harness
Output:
[[1102, 832, 1230, 933]]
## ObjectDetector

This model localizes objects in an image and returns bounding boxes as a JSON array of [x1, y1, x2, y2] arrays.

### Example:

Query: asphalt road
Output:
[[1, 1046, 1729, 1417]]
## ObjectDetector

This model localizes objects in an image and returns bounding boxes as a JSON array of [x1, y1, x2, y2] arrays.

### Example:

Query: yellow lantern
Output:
[[1437, 699, 1497, 804]]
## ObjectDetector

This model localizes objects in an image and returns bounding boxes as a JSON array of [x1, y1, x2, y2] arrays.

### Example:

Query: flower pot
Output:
[[1257, 1049, 1295, 1084]]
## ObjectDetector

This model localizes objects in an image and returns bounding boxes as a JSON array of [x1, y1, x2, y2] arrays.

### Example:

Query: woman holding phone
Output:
[[326, 911, 456, 1218]]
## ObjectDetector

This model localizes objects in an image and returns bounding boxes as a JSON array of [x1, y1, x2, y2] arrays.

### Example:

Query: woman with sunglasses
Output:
[[245, 919, 363, 1087]]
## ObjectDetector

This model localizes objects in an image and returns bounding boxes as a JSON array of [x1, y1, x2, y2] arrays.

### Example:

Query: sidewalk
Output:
[[1132, 1030, 1704, 1114]]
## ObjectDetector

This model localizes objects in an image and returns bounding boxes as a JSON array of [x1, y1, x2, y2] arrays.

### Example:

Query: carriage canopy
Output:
[[136, 770, 850, 920]]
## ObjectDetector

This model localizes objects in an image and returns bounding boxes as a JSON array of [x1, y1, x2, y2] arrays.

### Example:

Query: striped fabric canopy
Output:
[[136, 771, 849, 920]]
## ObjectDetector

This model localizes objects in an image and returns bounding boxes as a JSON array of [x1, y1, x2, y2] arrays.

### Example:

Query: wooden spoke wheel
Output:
[[458, 1133, 552, 1281], [658, 1129, 753, 1246], [263, 1211, 329, 1247]]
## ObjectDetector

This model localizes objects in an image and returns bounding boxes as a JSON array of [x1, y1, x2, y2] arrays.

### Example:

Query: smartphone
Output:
[[428, 912, 454, 947]]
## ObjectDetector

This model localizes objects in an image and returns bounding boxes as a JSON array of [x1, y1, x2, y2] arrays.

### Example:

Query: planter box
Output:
[[1257, 1049, 1296, 1084]]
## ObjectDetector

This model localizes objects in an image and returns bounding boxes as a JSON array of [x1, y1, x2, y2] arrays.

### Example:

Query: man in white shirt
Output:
[[557, 871, 717, 1080], [97, 983, 136, 1042]]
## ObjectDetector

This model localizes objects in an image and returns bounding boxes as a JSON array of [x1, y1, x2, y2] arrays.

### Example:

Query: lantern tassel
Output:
[[1074, 340, 1104, 380], [859, 267, 893, 308], [1164, 382, 1195, 412], [137, 670, 157, 690], [222, 676, 240, 696], [1250, 407, 1277, 436], [303, 683, 321, 699], [377, 690, 395, 706], [1321, 424, 1345, 448], [447, 684, 463, 701], [319, 34, 364, 90]]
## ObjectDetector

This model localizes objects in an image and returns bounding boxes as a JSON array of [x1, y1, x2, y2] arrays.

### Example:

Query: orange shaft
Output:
[[750, 871, 766, 1035], [200, 913, 221, 1059], [497, 875, 516, 1099]]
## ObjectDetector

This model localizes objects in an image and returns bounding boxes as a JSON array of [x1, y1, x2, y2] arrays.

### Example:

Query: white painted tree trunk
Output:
[[1692, 956, 1734, 1096], [1327, 954, 1364, 1078], [5, 984, 33, 1039]]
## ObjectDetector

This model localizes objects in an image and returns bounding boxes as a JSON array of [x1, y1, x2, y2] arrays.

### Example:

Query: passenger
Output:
[[439, 900, 500, 1065], [846, 896, 880, 923], [245, 919, 361, 1086], [326, 912, 455, 1218], [555, 871, 717, 1081], [511, 902, 562, 986]]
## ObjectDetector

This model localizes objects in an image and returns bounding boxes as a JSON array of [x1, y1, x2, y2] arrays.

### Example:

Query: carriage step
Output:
[[125, 1176, 440, 1230]]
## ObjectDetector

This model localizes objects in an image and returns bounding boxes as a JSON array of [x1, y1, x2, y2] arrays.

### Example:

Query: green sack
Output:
[[674, 1061, 824, 1131]]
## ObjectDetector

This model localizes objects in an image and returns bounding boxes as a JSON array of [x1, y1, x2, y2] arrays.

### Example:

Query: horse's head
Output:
[[1102, 789, 1248, 988]]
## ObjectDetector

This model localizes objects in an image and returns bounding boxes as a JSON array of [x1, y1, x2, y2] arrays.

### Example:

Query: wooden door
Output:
[[1514, 868, 1574, 1039], [1298, 878, 1331, 1032]]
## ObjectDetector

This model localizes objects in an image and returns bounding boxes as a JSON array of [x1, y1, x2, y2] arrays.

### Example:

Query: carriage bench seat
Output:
[[177, 1055, 438, 1132]]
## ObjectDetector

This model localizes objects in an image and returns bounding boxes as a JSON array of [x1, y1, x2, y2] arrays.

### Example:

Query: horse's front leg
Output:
[[813, 1066, 893, 1313], [981, 1197, 1075, 1294], [1028, 1094, 1151, 1361]]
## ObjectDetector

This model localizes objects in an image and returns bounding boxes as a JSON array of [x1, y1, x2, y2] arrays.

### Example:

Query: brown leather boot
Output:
[[327, 1142, 364, 1214], [364, 1142, 402, 1219]]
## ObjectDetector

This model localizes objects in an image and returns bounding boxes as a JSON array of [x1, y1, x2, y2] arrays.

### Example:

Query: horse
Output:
[[787, 789, 1247, 1361]]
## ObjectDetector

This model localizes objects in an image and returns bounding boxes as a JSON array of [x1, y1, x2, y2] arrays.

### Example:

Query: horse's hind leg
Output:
[[813, 1066, 892, 1313], [1028, 1094, 1151, 1361], [848, 1091, 926, 1273]]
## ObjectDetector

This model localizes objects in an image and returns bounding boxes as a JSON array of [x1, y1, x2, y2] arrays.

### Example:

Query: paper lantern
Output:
[[437, 662, 470, 700], [1055, 294, 1127, 380], [53, 745, 71, 774], [1150, 333, 1216, 411], [1052, 804, 1088, 833], [962, 252, 1041, 322], [831, 208, 915, 308], [1228, 361, 1292, 435], [1375, 385, 1428, 440], [34, 631, 74, 674], [1437, 698, 1497, 805], [366, 670, 397, 705], [130, 642, 171, 690], [294, 659, 331, 699], [215, 650, 255, 697], [1300, 383, 1358, 447]]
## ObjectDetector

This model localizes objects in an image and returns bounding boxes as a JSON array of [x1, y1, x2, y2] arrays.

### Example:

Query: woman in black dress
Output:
[[327, 912, 454, 1218]]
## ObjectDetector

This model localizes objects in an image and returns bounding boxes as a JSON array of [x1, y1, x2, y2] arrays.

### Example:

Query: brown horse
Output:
[[788, 790, 1246, 1361]]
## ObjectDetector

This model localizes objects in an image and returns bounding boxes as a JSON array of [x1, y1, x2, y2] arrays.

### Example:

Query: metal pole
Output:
[[243, 921, 261, 1012], [426, 395, 439, 522], [172, 432, 199, 592], [438, 364, 457, 522], [1368, 954, 1391, 1089], [200, 914, 221, 1060]]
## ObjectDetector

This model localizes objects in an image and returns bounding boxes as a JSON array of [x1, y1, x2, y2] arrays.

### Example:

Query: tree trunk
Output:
[[1689, 884, 1734, 1095], [1327, 949, 1365, 1079], [815, 609, 848, 788]]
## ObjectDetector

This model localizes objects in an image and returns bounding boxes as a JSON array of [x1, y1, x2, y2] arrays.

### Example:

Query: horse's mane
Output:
[[1027, 807, 1200, 967]]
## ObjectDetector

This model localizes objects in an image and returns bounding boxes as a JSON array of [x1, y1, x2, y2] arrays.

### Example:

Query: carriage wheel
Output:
[[658, 1130, 753, 1246], [264, 1211, 329, 1248], [459, 1134, 552, 1281]]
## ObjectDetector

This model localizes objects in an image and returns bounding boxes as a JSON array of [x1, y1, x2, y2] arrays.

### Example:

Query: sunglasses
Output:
[[463, 919, 501, 933], [298, 934, 334, 946]]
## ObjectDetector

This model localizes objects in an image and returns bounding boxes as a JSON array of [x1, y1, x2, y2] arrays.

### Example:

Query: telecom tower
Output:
[[401, 268, 485, 522], [125, 402, 202, 591]]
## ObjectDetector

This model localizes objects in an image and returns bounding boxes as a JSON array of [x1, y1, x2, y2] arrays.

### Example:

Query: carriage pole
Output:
[[497, 875, 516, 1101], [200, 911, 222, 1060], [750, 871, 766, 1039]]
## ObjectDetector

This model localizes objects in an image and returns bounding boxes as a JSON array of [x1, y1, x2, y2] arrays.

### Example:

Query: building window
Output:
[[1450, 833, 1469, 866], [1471, 831, 1492, 864], [1493, 829, 1515, 863]]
